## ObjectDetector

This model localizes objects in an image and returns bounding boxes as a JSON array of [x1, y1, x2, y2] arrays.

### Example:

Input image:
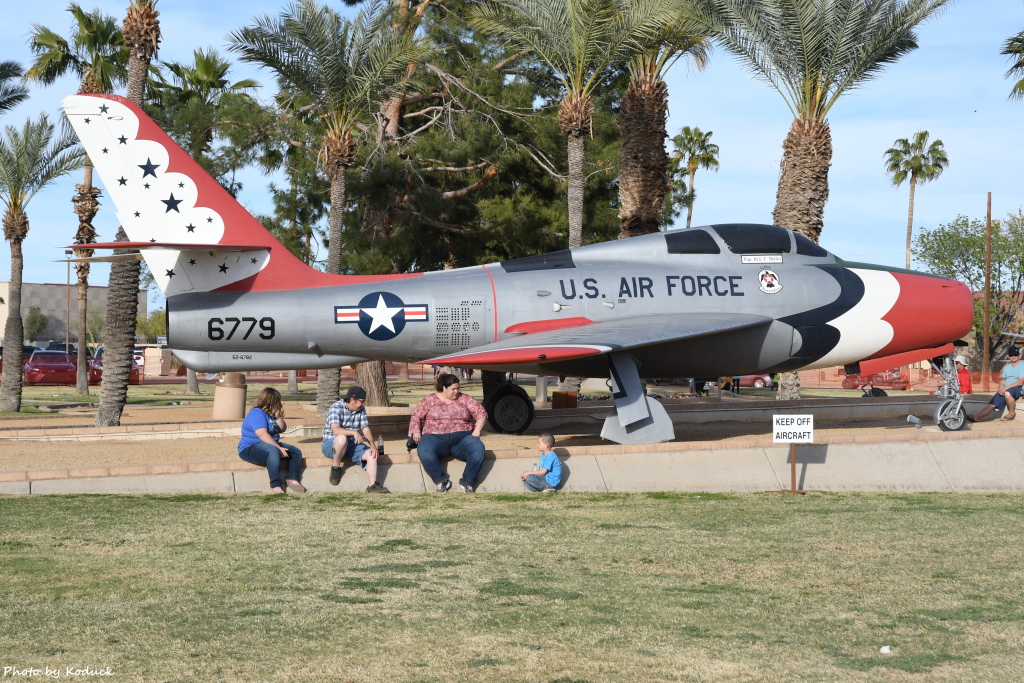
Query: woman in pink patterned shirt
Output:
[[409, 373, 487, 492]]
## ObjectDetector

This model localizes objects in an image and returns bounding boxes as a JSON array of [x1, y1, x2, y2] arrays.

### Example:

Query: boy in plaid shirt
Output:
[[321, 386, 388, 493]]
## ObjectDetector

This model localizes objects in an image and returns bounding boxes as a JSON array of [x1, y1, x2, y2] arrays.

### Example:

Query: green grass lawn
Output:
[[2, 493, 1023, 681]]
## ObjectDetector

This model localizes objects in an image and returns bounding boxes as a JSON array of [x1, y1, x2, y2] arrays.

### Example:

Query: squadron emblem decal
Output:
[[335, 292, 428, 341], [757, 269, 782, 294]]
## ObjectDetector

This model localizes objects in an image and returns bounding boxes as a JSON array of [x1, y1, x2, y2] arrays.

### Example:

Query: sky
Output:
[[2, 0, 1023, 307]]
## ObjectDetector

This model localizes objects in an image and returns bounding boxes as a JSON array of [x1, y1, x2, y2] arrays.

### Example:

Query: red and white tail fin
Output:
[[62, 94, 416, 295]]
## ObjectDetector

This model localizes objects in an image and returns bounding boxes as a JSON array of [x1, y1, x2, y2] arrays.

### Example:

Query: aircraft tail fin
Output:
[[61, 94, 416, 296]]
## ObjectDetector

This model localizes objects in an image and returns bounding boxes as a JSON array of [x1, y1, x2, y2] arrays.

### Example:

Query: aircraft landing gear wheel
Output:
[[485, 385, 534, 434], [934, 400, 966, 431]]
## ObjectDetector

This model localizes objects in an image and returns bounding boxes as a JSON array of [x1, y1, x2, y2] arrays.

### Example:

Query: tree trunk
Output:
[[72, 174, 100, 396], [567, 132, 586, 249], [356, 361, 391, 407], [685, 168, 696, 229], [287, 370, 299, 394], [127, 51, 148, 105], [75, 276, 89, 395], [617, 77, 669, 239], [186, 368, 200, 394], [316, 149, 350, 416], [1, 238, 26, 413], [905, 173, 918, 270], [772, 117, 832, 401], [95, 228, 141, 427], [772, 118, 832, 243]]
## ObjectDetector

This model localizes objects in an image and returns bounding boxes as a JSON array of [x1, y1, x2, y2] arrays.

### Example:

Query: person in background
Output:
[[238, 387, 304, 494], [521, 433, 562, 492], [322, 386, 389, 493], [968, 347, 1023, 422], [954, 355, 973, 395], [409, 373, 487, 492]]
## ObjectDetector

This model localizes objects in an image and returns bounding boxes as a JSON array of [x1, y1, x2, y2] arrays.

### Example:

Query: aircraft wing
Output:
[[423, 312, 774, 366]]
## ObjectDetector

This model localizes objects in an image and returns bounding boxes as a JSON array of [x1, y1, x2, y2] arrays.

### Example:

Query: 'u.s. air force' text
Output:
[[558, 275, 745, 299]]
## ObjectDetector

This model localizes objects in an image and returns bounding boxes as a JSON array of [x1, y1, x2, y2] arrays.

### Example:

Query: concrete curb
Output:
[[6, 436, 1024, 495]]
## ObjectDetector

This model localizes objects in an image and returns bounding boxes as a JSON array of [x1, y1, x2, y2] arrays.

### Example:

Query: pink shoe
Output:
[[270, 486, 284, 494]]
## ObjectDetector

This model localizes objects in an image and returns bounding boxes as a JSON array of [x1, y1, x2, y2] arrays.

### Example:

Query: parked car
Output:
[[0, 347, 64, 383], [840, 368, 909, 390], [22, 350, 77, 386], [737, 374, 773, 388], [88, 346, 142, 385]]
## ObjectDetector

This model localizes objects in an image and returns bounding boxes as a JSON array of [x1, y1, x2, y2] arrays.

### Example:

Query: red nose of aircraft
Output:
[[879, 271, 974, 356]]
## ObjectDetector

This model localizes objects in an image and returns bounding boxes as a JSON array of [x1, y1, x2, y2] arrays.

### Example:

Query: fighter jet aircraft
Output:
[[61, 94, 974, 443]]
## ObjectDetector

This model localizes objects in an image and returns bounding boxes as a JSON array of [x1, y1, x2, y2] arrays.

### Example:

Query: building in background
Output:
[[0, 281, 147, 347]]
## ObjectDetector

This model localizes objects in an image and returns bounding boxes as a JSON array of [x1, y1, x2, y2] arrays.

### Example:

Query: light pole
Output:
[[65, 250, 73, 351]]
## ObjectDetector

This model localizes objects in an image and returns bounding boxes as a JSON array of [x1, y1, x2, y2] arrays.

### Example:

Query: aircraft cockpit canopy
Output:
[[707, 223, 829, 258]]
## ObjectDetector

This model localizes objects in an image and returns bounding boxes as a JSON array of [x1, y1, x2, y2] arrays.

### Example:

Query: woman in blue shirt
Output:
[[238, 387, 305, 493]]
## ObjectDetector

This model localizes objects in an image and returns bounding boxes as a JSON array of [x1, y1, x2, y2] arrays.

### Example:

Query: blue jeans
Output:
[[321, 436, 370, 468], [417, 432, 485, 486], [239, 442, 303, 489], [523, 473, 549, 492]]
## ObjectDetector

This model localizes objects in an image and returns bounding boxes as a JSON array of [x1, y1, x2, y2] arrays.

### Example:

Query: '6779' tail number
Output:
[[208, 317, 275, 341]]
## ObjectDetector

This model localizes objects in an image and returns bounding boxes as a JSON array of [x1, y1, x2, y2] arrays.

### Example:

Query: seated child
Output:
[[521, 433, 562, 492]]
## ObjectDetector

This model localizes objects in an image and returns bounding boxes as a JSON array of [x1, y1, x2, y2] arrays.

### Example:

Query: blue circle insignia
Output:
[[357, 291, 407, 341]]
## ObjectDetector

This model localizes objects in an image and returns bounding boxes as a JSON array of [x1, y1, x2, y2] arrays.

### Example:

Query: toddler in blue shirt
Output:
[[521, 433, 562, 492]]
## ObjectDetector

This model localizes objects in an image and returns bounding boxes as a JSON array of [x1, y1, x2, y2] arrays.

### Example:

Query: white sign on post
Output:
[[773, 414, 814, 443]]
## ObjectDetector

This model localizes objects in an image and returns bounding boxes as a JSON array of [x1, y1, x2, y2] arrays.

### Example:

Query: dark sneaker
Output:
[[459, 482, 476, 493], [542, 486, 557, 493], [329, 466, 343, 486], [286, 479, 306, 493], [365, 481, 390, 494], [436, 479, 452, 493]]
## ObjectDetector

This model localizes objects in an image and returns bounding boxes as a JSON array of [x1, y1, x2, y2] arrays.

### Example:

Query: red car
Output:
[[22, 350, 77, 386], [738, 374, 773, 388], [88, 347, 143, 385]]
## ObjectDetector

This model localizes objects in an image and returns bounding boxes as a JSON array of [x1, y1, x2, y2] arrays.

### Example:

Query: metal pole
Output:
[[984, 194, 992, 392], [65, 250, 72, 351]]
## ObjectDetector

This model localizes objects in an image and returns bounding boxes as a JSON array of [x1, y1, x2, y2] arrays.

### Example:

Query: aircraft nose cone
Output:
[[880, 272, 973, 355]]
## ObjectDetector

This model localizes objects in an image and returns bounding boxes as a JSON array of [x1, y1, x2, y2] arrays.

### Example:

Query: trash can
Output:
[[212, 372, 247, 420]]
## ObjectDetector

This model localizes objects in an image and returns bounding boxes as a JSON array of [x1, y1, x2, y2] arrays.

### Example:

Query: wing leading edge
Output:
[[423, 313, 775, 367]]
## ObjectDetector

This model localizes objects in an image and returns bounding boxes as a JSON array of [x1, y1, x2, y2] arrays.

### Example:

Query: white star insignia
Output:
[[362, 295, 401, 334]]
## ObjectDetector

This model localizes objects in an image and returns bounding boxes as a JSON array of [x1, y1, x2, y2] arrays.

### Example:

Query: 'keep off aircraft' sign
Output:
[[773, 415, 814, 443]]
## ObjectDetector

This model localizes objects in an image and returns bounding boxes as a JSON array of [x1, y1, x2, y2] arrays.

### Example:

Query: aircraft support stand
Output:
[[599, 352, 674, 445]]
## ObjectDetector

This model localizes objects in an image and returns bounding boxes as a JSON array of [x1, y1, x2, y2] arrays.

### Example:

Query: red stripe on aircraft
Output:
[[875, 273, 973, 358], [482, 264, 498, 342], [421, 346, 604, 366], [505, 317, 595, 334]]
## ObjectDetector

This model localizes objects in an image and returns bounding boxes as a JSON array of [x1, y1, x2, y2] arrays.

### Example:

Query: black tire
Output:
[[935, 401, 967, 431], [485, 384, 534, 434]]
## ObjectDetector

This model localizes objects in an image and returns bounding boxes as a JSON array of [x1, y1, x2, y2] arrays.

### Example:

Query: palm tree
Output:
[[123, 0, 161, 105], [0, 62, 30, 116], [697, 0, 951, 243], [27, 3, 127, 395], [469, 0, 678, 249], [697, 0, 951, 400], [95, 0, 161, 427], [669, 125, 719, 229], [619, 27, 710, 238], [1003, 27, 1024, 100], [229, 0, 426, 416], [884, 131, 948, 269], [0, 115, 85, 412]]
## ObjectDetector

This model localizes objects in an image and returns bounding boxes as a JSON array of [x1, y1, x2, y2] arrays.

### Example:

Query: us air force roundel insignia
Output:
[[757, 269, 782, 294], [335, 292, 429, 341]]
